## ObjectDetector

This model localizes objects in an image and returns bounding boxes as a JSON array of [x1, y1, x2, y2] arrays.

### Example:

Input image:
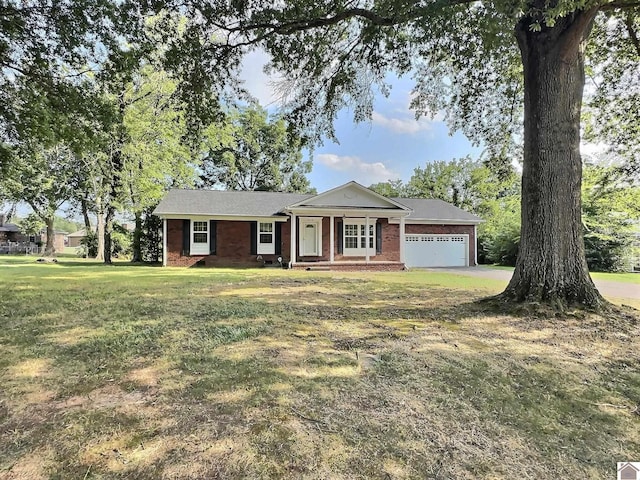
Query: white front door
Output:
[[302, 223, 318, 256]]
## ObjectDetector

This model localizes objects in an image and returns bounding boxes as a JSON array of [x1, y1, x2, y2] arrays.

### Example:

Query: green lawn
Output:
[[487, 264, 640, 284], [1, 257, 639, 479]]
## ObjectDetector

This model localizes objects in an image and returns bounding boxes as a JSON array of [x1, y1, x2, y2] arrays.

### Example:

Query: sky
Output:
[[240, 51, 483, 193]]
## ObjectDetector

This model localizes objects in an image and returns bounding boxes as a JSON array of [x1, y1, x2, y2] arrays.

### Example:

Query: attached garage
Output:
[[404, 234, 469, 267]]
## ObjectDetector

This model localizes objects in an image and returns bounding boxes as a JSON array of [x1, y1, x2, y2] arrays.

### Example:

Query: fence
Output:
[[0, 242, 41, 255]]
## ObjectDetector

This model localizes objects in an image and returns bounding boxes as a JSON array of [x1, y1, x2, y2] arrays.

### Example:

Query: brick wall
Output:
[[405, 224, 476, 266], [166, 219, 290, 267], [166, 218, 476, 267], [331, 218, 401, 262]]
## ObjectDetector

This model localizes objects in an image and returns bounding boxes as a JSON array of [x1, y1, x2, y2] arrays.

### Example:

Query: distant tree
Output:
[[0, 1, 140, 164], [405, 157, 519, 214], [1, 145, 76, 255], [368, 180, 407, 198], [584, 14, 640, 174], [121, 65, 196, 262], [54, 216, 82, 235], [200, 105, 313, 193], [582, 163, 640, 271], [18, 214, 45, 238]]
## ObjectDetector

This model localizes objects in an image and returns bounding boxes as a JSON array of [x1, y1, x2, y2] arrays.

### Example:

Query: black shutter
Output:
[[182, 219, 190, 256], [209, 220, 217, 255], [376, 222, 382, 254], [337, 221, 343, 254], [250, 221, 257, 255], [275, 222, 282, 255]]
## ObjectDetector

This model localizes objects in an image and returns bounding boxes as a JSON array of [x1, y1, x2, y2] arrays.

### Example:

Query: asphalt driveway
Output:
[[427, 266, 639, 300]]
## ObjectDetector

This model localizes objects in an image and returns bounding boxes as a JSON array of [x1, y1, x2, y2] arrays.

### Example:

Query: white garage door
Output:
[[404, 234, 469, 267]]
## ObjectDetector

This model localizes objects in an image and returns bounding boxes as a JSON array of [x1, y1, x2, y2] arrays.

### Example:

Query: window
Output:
[[190, 220, 209, 255], [257, 221, 275, 254], [343, 219, 376, 256], [344, 224, 359, 249], [259, 222, 273, 244], [193, 221, 208, 243]]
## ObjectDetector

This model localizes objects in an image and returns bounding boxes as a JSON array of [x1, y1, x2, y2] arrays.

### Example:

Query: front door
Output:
[[302, 223, 318, 256]]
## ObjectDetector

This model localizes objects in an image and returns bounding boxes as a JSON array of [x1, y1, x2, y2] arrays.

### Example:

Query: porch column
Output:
[[399, 216, 405, 265], [329, 215, 335, 263], [474, 224, 478, 266], [290, 212, 297, 267], [162, 218, 167, 267], [365, 216, 370, 263]]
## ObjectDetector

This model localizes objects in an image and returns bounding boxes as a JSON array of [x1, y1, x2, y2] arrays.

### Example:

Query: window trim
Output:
[[342, 218, 376, 257], [190, 220, 209, 255], [257, 220, 275, 255]]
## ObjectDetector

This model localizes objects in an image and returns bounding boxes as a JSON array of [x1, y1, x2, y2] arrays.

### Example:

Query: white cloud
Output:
[[316, 154, 400, 185], [371, 111, 435, 135]]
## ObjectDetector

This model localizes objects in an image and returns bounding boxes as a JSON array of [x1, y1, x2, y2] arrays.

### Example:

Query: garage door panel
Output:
[[405, 234, 468, 267]]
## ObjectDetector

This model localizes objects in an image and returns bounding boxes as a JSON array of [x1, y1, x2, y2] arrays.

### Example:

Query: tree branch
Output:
[[213, 2, 475, 48], [559, 6, 600, 62], [624, 11, 640, 55], [599, 0, 640, 10]]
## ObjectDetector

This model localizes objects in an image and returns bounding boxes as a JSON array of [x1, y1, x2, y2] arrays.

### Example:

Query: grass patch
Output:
[[486, 264, 640, 284], [0, 258, 639, 479]]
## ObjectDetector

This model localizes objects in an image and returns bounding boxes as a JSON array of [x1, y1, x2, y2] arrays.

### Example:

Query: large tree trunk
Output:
[[131, 211, 143, 263], [500, 9, 607, 310], [43, 216, 56, 256], [81, 198, 91, 232], [95, 198, 105, 261], [104, 206, 115, 265], [103, 89, 126, 265]]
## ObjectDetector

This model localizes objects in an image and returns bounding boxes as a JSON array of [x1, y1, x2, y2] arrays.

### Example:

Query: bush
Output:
[[584, 232, 632, 272], [79, 232, 98, 258], [479, 222, 520, 266]]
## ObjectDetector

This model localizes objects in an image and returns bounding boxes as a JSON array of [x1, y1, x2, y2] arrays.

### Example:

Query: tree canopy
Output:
[[200, 104, 313, 193], [148, 0, 637, 311]]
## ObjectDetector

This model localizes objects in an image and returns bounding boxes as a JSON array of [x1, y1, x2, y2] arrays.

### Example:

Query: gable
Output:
[[290, 182, 408, 210]]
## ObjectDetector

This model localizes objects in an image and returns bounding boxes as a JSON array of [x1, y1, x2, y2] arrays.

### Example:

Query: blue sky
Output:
[[241, 51, 482, 193]]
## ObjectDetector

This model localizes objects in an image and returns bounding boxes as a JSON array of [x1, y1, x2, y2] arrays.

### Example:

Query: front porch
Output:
[[291, 260, 405, 271]]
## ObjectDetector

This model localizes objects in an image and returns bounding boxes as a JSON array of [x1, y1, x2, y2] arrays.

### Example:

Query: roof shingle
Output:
[[153, 188, 482, 223]]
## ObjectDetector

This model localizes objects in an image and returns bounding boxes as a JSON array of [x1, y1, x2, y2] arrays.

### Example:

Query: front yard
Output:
[[1, 257, 639, 479]]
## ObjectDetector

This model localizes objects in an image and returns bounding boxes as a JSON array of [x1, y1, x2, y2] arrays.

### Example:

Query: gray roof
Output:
[[393, 197, 482, 223], [0, 223, 21, 233], [153, 188, 482, 223], [154, 189, 313, 217]]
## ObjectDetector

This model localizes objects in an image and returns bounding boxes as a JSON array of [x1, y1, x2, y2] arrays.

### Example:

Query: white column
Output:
[[399, 216, 405, 265], [473, 224, 478, 266], [329, 215, 335, 263], [290, 213, 297, 267], [162, 218, 167, 267], [365, 216, 370, 263]]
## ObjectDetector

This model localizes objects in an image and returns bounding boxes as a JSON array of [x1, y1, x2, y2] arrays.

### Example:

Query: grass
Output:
[[1, 256, 639, 479], [486, 264, 640, 284]]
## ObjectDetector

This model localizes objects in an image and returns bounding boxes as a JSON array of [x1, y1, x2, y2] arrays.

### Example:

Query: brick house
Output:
[[153, 181, 482, 270]]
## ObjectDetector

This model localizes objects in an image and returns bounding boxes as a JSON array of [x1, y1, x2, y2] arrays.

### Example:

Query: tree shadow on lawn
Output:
[[2, 289, 640, 479]]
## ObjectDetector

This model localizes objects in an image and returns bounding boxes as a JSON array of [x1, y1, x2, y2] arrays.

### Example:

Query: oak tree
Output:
[[200, 104, 313, 193]]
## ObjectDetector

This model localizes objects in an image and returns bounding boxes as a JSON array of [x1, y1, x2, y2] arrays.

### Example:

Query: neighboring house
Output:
[[0, 214, 38, 254], [68, 229, 87, 248], [40, 230, 67, 252], [0, 214, 24, 243], [153, 181, 482, 270]]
